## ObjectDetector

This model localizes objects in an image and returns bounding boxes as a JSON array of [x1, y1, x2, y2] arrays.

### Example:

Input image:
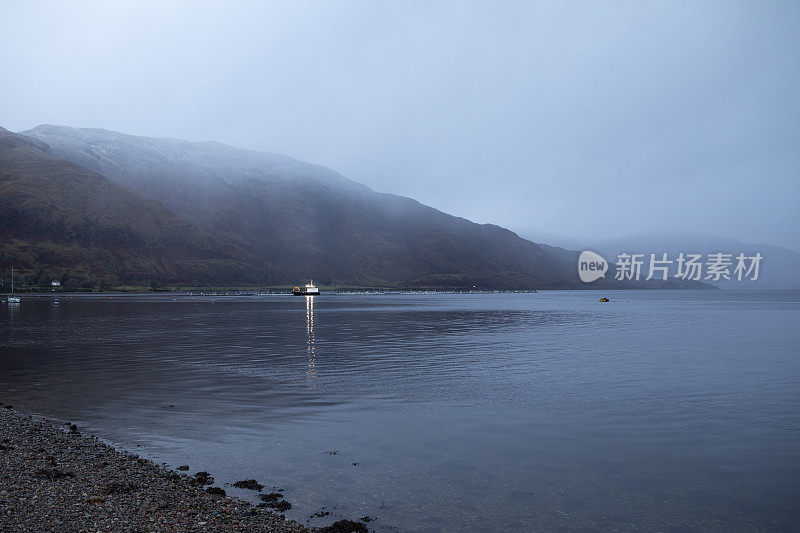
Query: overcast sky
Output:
[[2, 1, 798, 250]]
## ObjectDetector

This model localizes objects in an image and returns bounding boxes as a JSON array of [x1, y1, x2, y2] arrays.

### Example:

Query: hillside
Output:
[[0, 127, 272, 288], [7, 125, 710, 290], [22, 125, 589, 288]]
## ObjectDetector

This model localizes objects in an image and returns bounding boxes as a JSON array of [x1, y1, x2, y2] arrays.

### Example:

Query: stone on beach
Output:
[[0, 407, 307, 532], [233, 478, 265, 491]]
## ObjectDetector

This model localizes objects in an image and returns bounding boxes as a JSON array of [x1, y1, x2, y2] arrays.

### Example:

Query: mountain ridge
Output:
[[22, 125, 583, 288], [5, 124, 708, 290], [0, 127, 275, 288]]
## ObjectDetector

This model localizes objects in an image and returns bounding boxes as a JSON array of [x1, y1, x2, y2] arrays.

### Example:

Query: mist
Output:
[[1, 1, 798, 250]]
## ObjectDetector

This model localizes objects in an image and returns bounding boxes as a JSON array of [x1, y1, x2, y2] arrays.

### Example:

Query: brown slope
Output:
[[0, 127, 274, 287], [23, 125, 583, 288], [23, 125, 710, 289]]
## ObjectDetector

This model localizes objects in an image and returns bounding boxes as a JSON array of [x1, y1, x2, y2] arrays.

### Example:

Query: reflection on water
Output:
[[0, 291, 799, 531], [6, 303, 18, 339], [306, 295, 316, 388]]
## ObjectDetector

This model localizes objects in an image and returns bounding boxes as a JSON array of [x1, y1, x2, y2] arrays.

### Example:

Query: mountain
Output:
[[20, 125, 587, 289], [523, 230, 800, 289], [10, 124, 707, 290], [0, 127, 272, 288]]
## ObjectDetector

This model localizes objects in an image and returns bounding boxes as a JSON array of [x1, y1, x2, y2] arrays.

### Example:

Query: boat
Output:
[[293, 280, 320, 296], [599, 297, 610, 302], [8, 266, 20, 303]]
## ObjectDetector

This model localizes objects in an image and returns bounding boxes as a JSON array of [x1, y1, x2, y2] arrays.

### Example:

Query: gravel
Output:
[[0, 405, 310, 532]]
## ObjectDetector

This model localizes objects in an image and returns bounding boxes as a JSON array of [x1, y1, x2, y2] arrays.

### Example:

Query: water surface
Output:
[[1, 291, 798, 531]]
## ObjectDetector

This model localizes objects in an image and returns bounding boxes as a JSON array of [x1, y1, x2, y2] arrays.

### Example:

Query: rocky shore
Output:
[[0, 405, 346, 532]]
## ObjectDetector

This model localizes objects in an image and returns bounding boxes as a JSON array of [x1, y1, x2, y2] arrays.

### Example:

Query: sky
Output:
[[2, 1, 799, 250]]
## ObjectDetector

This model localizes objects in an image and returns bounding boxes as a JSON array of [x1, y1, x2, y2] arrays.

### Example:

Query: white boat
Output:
[[292, 280, 320, 296], [8, 266, 20, 303]]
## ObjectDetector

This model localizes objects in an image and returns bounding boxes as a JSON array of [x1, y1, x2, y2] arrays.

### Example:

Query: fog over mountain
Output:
[[0, 124, 711, 290], [1, 2, 798, 252], [525, 230, 800, 289], [11, 125, 578, 288], [0, 127, 269, 287]]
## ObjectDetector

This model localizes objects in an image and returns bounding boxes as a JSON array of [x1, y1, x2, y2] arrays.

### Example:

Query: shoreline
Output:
[[2, 286, 726, 301], [0, 405, 365, 532]]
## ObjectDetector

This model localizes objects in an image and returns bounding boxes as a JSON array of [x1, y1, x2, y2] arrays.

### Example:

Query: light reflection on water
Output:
[[0, 290, 799, 531], [307, 296, 316, 389]]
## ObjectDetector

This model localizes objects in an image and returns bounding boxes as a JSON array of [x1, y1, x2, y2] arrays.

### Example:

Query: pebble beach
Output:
[[0, 404, 355, 532]]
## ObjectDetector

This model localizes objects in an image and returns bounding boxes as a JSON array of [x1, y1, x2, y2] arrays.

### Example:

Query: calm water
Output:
[[1, 291, 798, 531]]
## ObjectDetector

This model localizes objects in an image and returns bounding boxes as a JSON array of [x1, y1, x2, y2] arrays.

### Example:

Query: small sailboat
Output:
[[8, 267, 20, 303]]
